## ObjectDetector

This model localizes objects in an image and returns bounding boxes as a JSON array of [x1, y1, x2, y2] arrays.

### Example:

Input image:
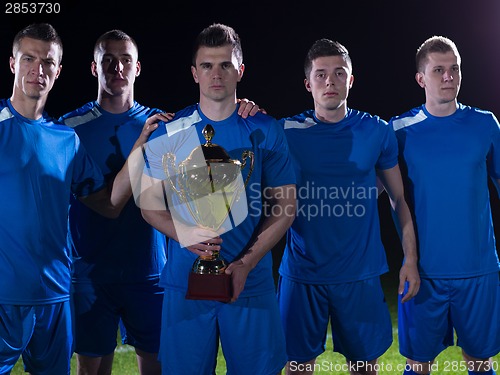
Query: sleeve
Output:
[[487, 112, 500, 179], [71, 133, 107, 197], [261, 117, 296, 188], [376, 119, 399, 170]]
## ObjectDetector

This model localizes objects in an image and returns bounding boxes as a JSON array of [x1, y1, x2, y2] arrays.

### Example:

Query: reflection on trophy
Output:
[[162, 124, 254, 302]]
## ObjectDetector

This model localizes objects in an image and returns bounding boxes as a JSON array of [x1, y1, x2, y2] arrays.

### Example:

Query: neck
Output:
[[424, 99, 458, 117], [198, 96, 237, 122], [97, 91, 134, 114], [314, 104, 347, 124], [10, 90, 47, 120]]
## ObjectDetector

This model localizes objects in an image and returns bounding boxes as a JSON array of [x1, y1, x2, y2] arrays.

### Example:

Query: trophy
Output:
[[162, 124, 254, 302]]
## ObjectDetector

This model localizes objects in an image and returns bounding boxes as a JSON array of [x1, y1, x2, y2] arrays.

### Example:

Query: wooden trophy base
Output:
[[185, 272, 232, 302]]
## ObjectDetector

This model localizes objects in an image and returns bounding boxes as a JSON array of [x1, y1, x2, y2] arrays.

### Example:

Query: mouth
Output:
[[324, 91, 338, 97], [28, 80, 45, 88]]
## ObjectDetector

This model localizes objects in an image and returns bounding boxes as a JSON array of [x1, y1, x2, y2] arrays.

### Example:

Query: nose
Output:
[[31, 62, 43, 76], [326, 74, 336, 86], [443, 70, 454, 82], [110, 60, 123, 73], [212, 65, 223, 79]]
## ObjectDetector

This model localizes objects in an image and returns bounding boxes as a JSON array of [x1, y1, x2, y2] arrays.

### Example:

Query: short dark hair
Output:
[[192, 23, 243, 67], [304, 38, 351, 79], [13, 23, 63, 63], [94, 29, 138, 58], [415, 36, 460, 72]]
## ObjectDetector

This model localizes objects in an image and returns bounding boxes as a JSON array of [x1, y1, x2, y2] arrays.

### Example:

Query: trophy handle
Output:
[[162, 153, 185, 199], [240, 150, 255, 187]]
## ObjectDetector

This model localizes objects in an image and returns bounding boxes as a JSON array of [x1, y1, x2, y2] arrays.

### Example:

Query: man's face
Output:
[[305, 55, 353, 113], [10, 37, 62, 100], [416, 50, 461, 106], [92, 39, 140, 96], [191, 44, 243, 102]]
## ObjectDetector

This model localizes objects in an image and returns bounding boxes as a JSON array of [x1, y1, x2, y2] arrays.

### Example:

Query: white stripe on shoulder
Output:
[[166, 110, 202, 137], [0, 106, 13, 123], [392, 109, 427, 131], [284, 117, 317, 129], [64, 107, 102, 128]]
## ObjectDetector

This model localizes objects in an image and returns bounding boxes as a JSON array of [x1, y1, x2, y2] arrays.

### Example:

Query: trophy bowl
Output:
[[162, 124, 254, 301]]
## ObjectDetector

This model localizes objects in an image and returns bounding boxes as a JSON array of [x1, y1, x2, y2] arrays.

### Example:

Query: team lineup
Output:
[[0, 20, 498, 375]]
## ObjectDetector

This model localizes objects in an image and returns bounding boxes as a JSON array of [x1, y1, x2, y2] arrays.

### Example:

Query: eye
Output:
[[222, 62, 233, 70]]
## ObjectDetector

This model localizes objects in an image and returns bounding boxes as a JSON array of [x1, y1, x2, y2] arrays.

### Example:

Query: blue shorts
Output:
[[398, 272, 500, 362], [159, 288, 286, 375], [0, 301, 72, 375], [71, 279, 164, 356], [277, 276, 392, 362]]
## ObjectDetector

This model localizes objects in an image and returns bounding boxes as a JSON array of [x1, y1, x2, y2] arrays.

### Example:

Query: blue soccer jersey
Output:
[[60, 101, 167, 283], [279, 109, 397, 284], [0, 99, 106, 304], [390, 103, 500, 278], [143, 104, 295, 297]]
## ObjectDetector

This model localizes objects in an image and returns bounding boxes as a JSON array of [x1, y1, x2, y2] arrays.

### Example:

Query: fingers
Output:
[[237, 98, 258, 119], [186, 241, 221, 257], [146, 112, 175, 125], [399, 276, 421, 303]]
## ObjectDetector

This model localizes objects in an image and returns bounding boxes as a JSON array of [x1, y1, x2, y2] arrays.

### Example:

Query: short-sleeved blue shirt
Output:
[[390, 103, 500, 278], [0, 99, 105, 304], [279, 109, 397, 284]]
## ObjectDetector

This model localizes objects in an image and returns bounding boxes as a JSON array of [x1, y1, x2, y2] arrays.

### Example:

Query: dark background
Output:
[[1, 0, 499, 277]]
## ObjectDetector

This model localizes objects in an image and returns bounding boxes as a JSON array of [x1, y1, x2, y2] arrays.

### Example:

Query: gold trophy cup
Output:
[[162, 124, 254, 302]]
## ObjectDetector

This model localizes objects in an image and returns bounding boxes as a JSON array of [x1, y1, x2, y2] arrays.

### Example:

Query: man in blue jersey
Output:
[[277, 39, 420, 375], [389, 36, 500, 375], [138, 23, 296, 375], [59, 30, 173, 375], [0, 23, 159, 375]]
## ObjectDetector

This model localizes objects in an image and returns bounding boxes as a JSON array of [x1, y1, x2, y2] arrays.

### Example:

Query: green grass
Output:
[[11, 277, 500, 374]]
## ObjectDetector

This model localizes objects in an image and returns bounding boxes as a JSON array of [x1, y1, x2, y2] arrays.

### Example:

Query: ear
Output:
[[349, 74, 354, 89], [415, 72, 425, 88], [237, 63, 245, 82], [9, 56, 15, 74], [136, 60, 141, 77], [191, 65, 199, 83], [304, 78, 312, 92], [55, 64, 62, 80], [91, 61, 98, 78]]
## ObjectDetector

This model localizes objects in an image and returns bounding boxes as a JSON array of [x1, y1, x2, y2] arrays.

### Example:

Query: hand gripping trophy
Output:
[[162, 124, 254, 302]]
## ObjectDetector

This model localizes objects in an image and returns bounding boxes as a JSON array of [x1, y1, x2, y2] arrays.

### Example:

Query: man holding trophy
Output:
[[135, 23, 296, 374]]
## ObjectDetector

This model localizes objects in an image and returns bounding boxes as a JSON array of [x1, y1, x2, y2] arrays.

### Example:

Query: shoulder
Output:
[[348, 109, 388, 126], [388, 105, 426, 131], [59, 101, 98, 128], [243, 111, 286, 137], [458, 103, 497, 121], [281, 110, 316, 130], [149, 104, 198, 142]]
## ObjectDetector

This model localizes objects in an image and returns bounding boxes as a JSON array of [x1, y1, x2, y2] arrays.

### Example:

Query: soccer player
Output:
[[59, 30, 173, 375], [0, 23, 158, 374], [389, 35, 500, 375], [138, 23, 296, 374], [277, 38, 420, 375]]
